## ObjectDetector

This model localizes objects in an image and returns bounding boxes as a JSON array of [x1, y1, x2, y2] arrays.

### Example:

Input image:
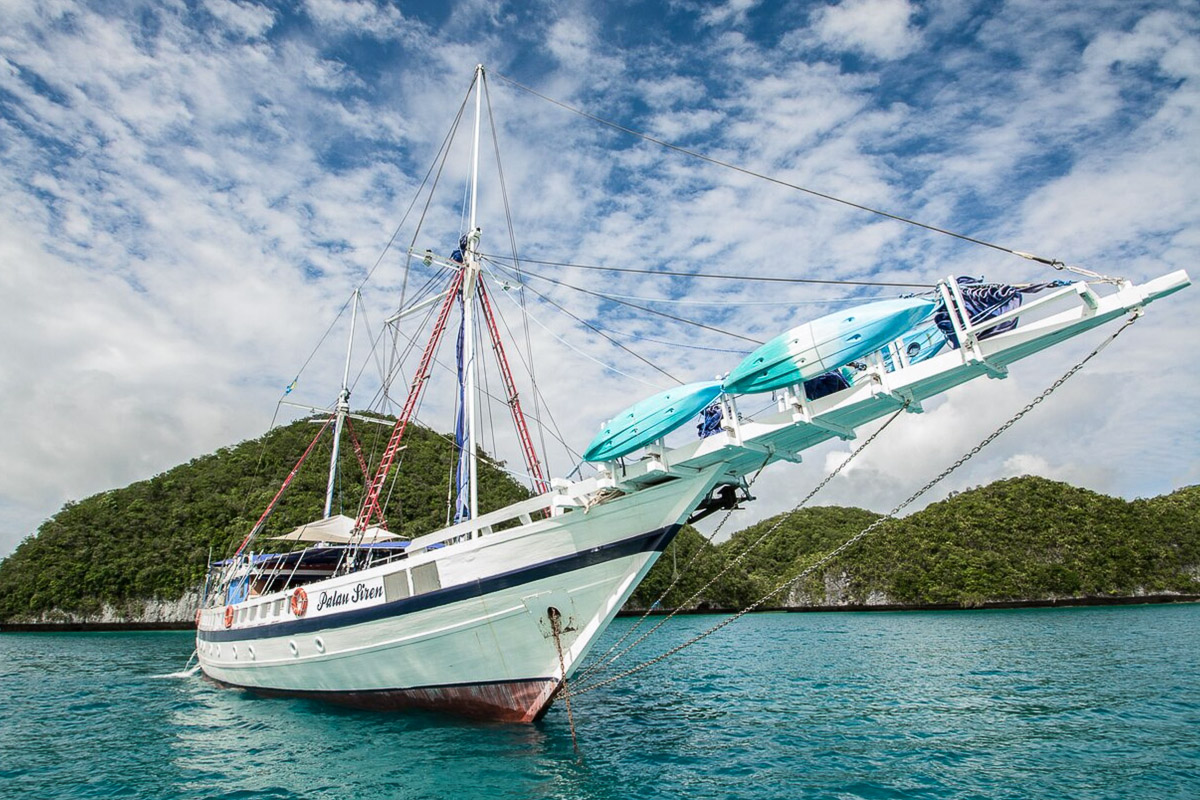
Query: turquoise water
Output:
[[2, 605, 1197, 799]]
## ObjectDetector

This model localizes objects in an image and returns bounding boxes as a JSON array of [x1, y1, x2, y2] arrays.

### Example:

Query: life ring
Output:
[[223, 605, 234, 629], [291, 587, 309, 617]]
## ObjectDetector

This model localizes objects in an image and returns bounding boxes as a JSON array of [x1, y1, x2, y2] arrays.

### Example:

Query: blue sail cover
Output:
[[696, 402, 724, 438], [803, 369, 851, 401], [453, 296, 470, 524], [936, 277, 1069, 348], [450, 233, 469, 264]]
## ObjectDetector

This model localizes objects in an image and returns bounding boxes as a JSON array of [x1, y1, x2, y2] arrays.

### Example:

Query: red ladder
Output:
[[343, 417, 373, 484], [235, 415, 335, 557], [478, 281, 550, 495], [355, 270, 465, 531]]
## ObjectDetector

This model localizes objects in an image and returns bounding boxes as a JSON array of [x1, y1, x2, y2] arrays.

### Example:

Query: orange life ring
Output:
[[291, 587, 309, 617], [224, 605, 234, 629]]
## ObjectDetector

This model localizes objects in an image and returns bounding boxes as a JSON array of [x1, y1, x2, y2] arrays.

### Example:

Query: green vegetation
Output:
[[1, 426, 1197, 623], [628, 477, 1200, 610], [0, 416, 530, 621]]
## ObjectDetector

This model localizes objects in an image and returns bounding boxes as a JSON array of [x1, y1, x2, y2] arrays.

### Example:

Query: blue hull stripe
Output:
[[198, 524, 680, 643]]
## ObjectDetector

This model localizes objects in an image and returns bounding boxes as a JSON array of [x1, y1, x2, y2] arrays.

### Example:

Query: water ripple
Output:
[[1, 606, 1197, 799]]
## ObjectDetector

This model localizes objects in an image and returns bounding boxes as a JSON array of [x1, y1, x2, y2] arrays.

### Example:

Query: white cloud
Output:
[[204, 0, 277, 39], [303, 0, 406, 38], [814, 0, 920, 61], [701, 0, 760, 27]]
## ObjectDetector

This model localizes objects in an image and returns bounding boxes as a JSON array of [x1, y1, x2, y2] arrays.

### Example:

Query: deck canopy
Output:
[[269, 514, 400, 544]]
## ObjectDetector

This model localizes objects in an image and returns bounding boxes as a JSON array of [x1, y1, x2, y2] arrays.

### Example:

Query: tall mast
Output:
[[324, 289, 359, 518], [462, 64, 484, 527]]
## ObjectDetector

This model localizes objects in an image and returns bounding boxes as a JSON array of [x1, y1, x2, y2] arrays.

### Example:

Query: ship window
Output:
[[384, 569, 411, 601], [411, 562, 441, 595]]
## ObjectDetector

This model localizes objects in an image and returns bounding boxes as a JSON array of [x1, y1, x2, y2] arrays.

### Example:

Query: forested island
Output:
[[1, 417, 1197, 627]]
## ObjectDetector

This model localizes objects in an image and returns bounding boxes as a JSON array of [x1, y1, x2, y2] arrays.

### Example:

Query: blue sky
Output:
[[1, 0, 1198, 557]]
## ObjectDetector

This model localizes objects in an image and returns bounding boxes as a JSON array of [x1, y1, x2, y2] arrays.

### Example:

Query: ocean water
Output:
[[1, 605, 1197, 800]]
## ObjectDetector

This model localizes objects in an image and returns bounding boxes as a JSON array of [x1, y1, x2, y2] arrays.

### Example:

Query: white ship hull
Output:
[[197, 466, 723, 721]]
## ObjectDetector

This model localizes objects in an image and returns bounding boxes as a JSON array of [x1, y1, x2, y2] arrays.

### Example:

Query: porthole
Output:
[[247, 645, 256, 661], [289, 640, 298, 657], [314, 637, 326, 654]]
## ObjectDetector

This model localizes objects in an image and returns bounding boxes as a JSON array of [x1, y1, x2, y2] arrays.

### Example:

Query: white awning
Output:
[[269, 514, 400, 544]]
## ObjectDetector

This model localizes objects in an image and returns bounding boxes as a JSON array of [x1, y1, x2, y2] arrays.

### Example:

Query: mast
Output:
[[461, 64, 484, 527], [355, 66, 519, 537], [324, 289, 359, 518]]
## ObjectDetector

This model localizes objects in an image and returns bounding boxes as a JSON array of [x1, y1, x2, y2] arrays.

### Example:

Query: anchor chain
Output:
[[575, 453, 772, 685], [548, 608, 579, 752], [572, 315, 1139, 697], [576, 398, 911, 686]]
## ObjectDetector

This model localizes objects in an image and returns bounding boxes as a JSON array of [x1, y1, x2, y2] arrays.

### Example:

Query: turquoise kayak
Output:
[[886, 319, 947, 369], [583, 381, 723, 462], [723, 297, 936, 395]]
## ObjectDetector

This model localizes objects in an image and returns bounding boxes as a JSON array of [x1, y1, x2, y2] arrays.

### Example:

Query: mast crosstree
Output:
[[355, 65, 546, 534]]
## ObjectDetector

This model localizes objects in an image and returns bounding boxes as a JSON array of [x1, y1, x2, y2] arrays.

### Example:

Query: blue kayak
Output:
[[583, 381, 723, 462], [723, 297, 936, 395]]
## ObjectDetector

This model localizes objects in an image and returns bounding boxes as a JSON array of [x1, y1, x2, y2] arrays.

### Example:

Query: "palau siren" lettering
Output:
[[315, 581, 385, 613]]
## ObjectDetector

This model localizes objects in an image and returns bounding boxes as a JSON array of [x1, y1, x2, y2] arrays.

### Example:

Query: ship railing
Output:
[[936, 276, 1104, 370], [399, 478, 611, 554]]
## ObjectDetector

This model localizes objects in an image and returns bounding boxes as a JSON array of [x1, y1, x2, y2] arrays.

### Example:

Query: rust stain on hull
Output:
[[206, 674, 560, 723]]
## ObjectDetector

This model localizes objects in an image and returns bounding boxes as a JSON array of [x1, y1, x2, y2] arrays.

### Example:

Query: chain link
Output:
[[549, 609, 579, 752], [574, 453, 771, 685], [573, 398, 911, 691], [571, 315, 1139, 697]]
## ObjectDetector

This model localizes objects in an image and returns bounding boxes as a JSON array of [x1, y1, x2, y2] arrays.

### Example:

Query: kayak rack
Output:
[[595, 269, 1191, 492]]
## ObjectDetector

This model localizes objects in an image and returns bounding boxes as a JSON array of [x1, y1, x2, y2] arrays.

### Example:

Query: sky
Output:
[[1, 0, 1198, 558]]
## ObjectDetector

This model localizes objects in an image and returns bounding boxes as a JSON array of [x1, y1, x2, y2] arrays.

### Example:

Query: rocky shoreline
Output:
[[2, 592, 1195, 632], [619, 592, 1200, 617]]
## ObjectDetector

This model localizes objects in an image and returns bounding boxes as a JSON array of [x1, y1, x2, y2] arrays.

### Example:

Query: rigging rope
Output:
[[483, 75, 557, 483], [571, 314, 1140, 697], [273, 79, 473, 424], [481, 265, 680, 388], [533, 288, 896, 308], [476, 271, 582, 462], [491, 72, 1078, 272], [484, 253, 934, 289], [485, 257, 764, 345]]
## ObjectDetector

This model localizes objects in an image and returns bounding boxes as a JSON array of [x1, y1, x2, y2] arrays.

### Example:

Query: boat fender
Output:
[[223, 605, 234, 629], [291, 587, 309, 617]]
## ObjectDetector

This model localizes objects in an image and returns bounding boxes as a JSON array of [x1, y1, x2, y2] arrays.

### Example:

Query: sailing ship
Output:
[[195, 66, 1191, 722]]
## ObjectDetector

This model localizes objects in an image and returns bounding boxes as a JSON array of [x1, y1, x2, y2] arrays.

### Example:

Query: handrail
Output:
[[403, 488, 563, 551]]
